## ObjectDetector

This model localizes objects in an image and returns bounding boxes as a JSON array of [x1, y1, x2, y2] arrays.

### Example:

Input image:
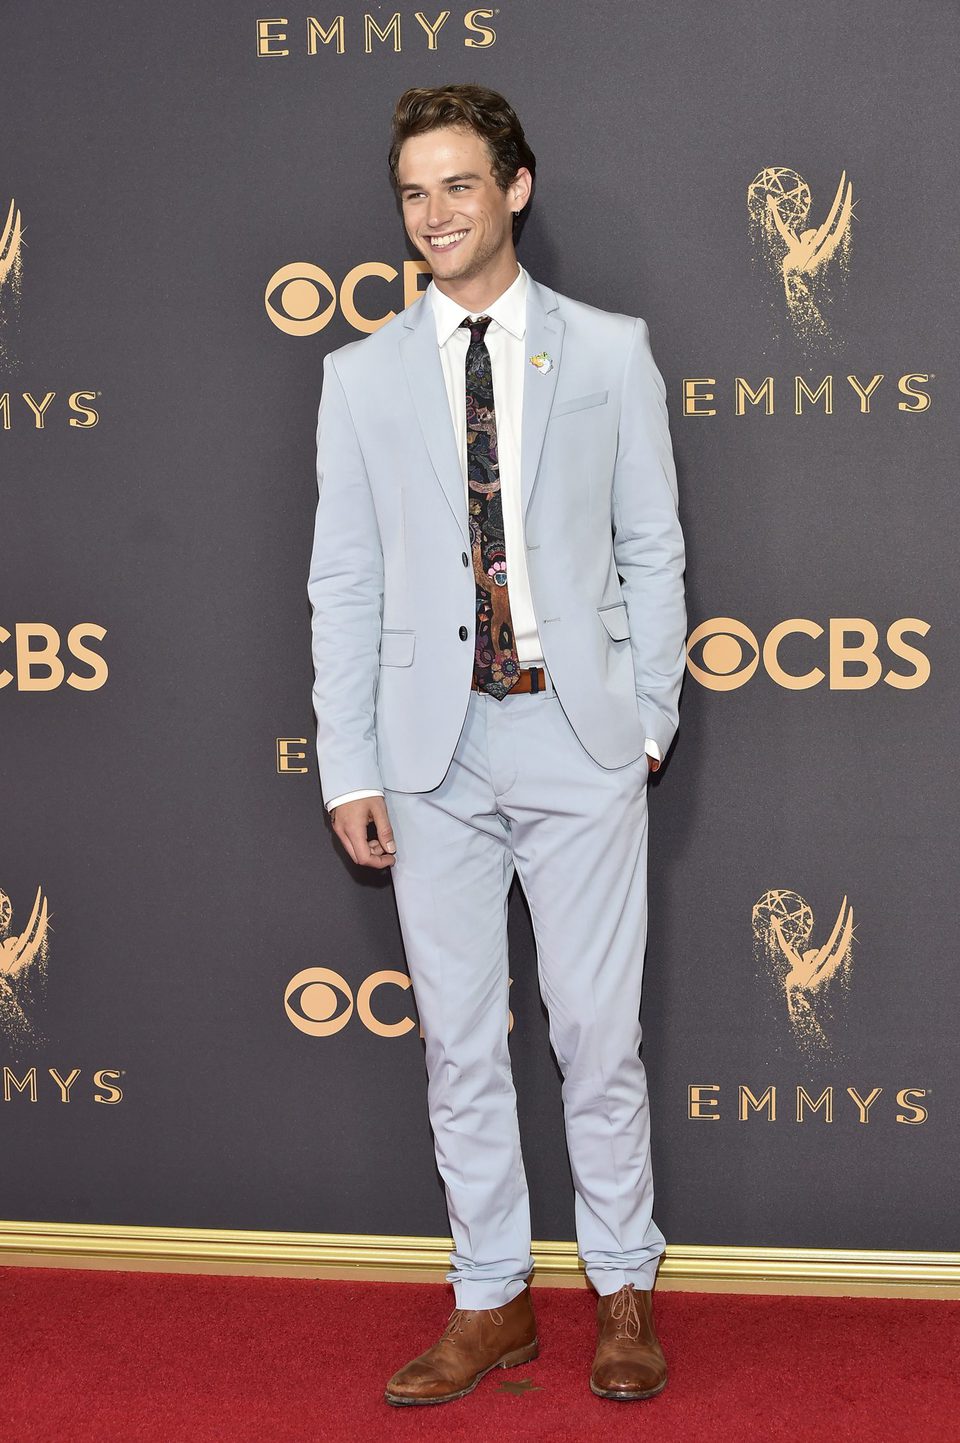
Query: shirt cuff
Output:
[[644, 738, 662, 771], [326, 789, 384, 812]]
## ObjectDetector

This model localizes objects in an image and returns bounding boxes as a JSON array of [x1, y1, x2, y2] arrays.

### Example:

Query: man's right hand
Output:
[[330, 796, 397, 869]]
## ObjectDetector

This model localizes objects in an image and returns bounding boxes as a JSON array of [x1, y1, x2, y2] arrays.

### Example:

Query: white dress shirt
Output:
[[326, 265, 660, 812]]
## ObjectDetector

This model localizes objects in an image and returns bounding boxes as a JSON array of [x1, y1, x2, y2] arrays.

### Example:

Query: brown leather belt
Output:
[[471, 665, 548, 695]]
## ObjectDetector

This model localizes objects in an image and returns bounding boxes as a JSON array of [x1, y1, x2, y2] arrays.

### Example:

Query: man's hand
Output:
[[331, 796, 397, 869]]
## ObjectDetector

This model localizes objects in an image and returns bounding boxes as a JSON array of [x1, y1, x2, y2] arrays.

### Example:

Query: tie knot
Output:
[[461, 315, 492, 345]]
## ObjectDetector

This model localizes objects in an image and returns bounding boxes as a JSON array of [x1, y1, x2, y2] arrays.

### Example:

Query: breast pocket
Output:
[[551, 389, 609, 418]]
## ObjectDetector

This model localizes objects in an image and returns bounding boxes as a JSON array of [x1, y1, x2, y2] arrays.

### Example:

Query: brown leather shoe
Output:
[[590, 1283, 667, 1400], [384, 1283, 539, 1406]]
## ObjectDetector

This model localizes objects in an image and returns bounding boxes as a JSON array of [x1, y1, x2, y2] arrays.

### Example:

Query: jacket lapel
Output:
[[400, 292, 468, 542], [521, 278, 564, 517]]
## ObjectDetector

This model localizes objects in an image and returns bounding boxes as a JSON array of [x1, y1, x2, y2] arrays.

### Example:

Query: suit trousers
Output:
[[384, 675, 666, 1308]]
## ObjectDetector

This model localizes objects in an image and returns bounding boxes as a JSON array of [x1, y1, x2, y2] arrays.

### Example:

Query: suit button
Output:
[[458, 625, 469, 640], [461, 551, 469, 567]]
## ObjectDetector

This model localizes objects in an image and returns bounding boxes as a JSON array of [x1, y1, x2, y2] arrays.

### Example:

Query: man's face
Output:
[[397, 125, 526, 286]]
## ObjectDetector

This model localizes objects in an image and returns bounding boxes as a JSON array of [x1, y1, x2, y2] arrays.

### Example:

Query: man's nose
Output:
[[426, 195, 453, 229]]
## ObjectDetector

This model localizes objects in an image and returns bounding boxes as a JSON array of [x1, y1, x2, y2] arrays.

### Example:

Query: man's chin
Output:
[[424, 252, 484, 285], [424, 255, 466, 279]]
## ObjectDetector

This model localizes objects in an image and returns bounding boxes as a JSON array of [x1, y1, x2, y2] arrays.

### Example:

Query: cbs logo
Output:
[[265, 260, 431, 336], [0, 623, 108, 691], [285, 966, 417, 1038], [284, 966, 516, 1037], [686, 617, 930, 691]]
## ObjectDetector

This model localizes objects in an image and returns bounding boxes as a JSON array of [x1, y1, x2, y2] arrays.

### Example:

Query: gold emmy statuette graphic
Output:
[[0, 197, 24, 368], [752, 889, 856, 1055], [747, 168, 856, 350], [0, 884, 51, 1045]]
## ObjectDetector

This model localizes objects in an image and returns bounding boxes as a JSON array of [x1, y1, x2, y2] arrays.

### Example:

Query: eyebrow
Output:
[[399, 172, 483, 193]]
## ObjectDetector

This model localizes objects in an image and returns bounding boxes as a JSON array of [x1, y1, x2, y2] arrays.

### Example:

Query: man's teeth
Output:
[[429, 231, 467, 248]]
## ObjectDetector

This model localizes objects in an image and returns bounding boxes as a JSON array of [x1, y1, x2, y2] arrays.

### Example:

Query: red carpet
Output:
[[1, 1268, 957, 1442]]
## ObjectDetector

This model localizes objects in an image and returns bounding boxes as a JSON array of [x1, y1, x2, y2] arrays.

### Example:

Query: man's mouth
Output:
[[426, 229, 469, 251]]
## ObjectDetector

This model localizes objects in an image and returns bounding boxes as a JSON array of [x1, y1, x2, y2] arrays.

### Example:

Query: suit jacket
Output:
[[307, 273, 687, 805]]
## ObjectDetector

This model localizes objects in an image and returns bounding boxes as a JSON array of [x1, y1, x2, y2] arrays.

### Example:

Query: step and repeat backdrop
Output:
[[1, 1, 956, 1255]]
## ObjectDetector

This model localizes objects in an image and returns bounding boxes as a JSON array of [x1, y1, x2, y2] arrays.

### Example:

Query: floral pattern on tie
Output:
[[462, 316, 521, 699]]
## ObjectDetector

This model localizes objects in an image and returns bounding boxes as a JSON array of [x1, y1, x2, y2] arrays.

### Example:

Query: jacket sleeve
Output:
[[612, 317, 688, 761], [307, 351, 385, 806]]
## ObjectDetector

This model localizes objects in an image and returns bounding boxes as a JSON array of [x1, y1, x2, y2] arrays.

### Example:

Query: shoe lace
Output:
[[439, 1305, 504, 1344], [610, 1285, 642, 1341]]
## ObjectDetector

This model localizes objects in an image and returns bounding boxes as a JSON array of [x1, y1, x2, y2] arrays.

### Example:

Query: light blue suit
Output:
[[308, 274, 687, 1305]]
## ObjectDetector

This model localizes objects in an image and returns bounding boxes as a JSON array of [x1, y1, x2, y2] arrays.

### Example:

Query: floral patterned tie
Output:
[[462, 316, 521, 699]]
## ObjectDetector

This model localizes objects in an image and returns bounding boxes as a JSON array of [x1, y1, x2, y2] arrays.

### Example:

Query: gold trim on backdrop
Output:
[[0, 1222, 957, 1298]]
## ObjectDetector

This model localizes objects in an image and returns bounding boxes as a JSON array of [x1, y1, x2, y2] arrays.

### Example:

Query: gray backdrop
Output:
[[1, 0, 956, 1253]]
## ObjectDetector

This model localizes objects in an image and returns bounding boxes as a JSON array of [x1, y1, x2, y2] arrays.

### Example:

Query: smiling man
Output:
[[307, 84, 687, 1406]]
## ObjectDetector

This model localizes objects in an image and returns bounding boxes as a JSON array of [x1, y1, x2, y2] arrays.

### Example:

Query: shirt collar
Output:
[[429, 263, 528, 346]]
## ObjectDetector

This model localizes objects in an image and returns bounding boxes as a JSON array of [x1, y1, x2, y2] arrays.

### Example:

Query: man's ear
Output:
[[509, 166, 533, 214]]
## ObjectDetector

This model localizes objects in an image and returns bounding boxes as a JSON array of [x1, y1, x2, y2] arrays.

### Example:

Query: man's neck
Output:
[[431, 256, 521, 317]]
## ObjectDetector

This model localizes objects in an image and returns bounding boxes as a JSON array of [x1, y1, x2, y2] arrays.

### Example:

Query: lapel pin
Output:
[[529, 351, 553, 374]]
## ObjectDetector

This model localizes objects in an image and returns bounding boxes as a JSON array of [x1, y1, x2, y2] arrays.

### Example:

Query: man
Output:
[[307, 83, 687, 1405]]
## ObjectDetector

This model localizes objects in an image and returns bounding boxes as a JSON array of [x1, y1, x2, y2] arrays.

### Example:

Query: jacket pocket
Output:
[[552, 389, 609, 418], [379, 629, 416, 667], [597, 603, 631, 641]]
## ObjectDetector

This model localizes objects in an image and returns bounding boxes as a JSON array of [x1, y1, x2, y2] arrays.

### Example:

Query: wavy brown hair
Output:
[[388, 84, 536, 239]]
